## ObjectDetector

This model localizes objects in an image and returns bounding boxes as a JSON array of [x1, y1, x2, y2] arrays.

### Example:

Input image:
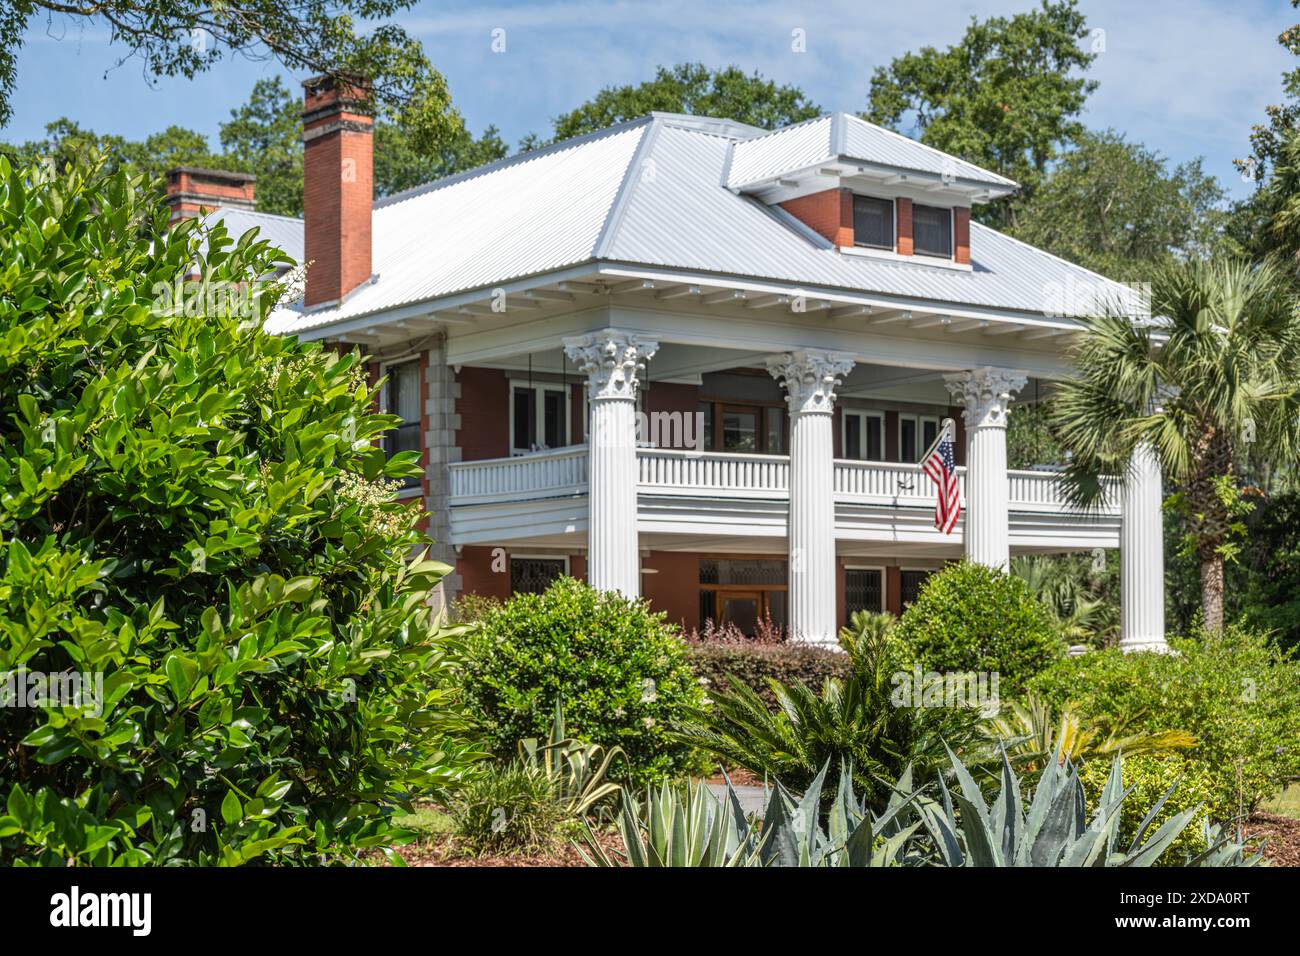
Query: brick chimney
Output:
[[164, 167, 256, 224], [302, 74, 374, 309]]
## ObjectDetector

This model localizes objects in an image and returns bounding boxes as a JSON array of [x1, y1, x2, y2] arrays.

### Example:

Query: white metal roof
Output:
[[725, 113, 1018, 191], [200, 207, 305, 263], [195, 112, 1139, 337]]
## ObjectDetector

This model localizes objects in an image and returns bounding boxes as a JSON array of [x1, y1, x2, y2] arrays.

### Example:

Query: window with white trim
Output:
[[842, 409, 884, 461], [380, 360, 421, 489], [899, 414, 941, 463], [913, 203, 953, 258], [510, 381, 570, 455]]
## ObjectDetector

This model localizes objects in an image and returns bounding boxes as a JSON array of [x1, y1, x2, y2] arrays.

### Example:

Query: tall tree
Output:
[[1051, 258, 1300, 632], [0, 1, 459, 151], [219, 76, 303, 218], [1013, 129, 1231, 280], [545, 63, 820, 143], [866, 0, 1097, 230]]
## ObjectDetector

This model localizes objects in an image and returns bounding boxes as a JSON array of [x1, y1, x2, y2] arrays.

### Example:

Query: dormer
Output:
[[726, 114, 1017, 268]]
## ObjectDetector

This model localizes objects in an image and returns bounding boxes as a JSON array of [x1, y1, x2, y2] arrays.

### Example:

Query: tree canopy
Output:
[[866, 0, 1097, 230], [543, 63, 821, 144]]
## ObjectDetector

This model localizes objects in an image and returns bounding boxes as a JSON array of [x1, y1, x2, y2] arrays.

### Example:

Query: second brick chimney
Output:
[[164, 167, 256, 224], [302, 74, 374, 309]]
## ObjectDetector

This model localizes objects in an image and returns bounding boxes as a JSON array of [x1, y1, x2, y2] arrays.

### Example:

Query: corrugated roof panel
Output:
[[200, 208, 305, 263], [605, 123, 1133, 318], [726, 116, 833, 188], [839, 114, 1017, 187]]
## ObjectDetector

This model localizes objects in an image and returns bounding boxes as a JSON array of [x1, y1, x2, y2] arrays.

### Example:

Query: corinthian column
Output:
[[944, 366, 1027, 570], [564, 330, 658, 598], [1120, 440, 1168, 652], [768, 349, 855, 645]]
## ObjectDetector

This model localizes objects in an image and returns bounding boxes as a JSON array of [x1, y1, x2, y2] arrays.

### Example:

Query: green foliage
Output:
[[450, 763, 570, 856], [917, 749, 1258, 867], [1050, 256, 1300, 630], [676, 614, 981, 810], [1077, 753, 1216, 864], [0, 2, 461, 153], [0, 154, 480, 865], [687, 642, 851, 708], [894, 562, 1062, 691], [1012, 553, 1118, 646], [582, 762, 921, 868], [1027, 626, 1300, 820], [865, 0, 1097, 230], [516, 701, 625, 819], [1012, 129, 1231, 279], [460, 577, 705, 786], [984, 694, 1195, 771], [545, 63, 821, 143], [1237, 491, 1300, 651], [217, 77, 304, 218]]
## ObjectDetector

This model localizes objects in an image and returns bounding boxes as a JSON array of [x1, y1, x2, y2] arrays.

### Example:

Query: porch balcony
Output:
[[445, 446, 1121, 554]]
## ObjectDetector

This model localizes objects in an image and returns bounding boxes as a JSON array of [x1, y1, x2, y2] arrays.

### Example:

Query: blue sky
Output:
[[4, 0, 1293, 199]]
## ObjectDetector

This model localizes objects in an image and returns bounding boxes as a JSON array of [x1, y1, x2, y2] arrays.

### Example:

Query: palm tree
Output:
[[1051, 257, 1300, 632]]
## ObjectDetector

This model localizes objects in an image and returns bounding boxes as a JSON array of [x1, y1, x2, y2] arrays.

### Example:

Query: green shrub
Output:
[[1028, 625, 1300, 821], [687, 643, 852, 707], [451, 763, 569, 855], [0, 154, 481, 866], [894, 561, 1062, 691], [676, 613, 983, 810], [1077, 753, 1215, 864], [460, 577, 705, 786]]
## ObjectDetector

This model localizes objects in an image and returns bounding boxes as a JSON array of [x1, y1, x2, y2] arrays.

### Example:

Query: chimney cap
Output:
[[166, 166, 257, 184]]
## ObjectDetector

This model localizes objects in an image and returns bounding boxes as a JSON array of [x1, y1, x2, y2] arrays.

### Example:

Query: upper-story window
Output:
[[511, 381, 569, 455], [900, 414, 941, 463], [852, 195, 894, 251], [842, 409, 884, 461], [380, 360, 421, 489], [913, 203, 953, 258]]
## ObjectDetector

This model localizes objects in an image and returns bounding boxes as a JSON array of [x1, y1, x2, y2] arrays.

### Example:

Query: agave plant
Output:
[[517, 701, 625, 819], [580, 762, 921, 868], [915, 746, 1262, 867], [982, 694, 1196, 772]]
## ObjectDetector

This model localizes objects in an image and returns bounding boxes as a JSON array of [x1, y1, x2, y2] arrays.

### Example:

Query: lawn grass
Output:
[[1261, 783, 1300, 819], [394, 804, 455, 841]]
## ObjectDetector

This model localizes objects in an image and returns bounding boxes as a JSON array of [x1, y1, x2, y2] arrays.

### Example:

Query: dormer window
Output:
[[913, 203, 953, 259], [852, 195, 894, 251]]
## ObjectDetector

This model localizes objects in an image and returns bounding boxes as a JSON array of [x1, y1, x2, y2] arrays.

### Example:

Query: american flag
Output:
[[921, 419, 961, 534]]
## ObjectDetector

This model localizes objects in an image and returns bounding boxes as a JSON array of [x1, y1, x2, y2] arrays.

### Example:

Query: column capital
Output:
[[564, 329, 659, 402], [767, 349, 855, 416], [944, 366, 1028, 429]]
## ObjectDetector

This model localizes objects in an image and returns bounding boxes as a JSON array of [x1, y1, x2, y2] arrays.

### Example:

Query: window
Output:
[[510, 382, 569, 455], [699, 402, 785, 454], [381, 360, 421, 489], [842, 410, 884, 461], [913, 203, 953, 258], [900, 569, 933, 608], [511, 557, 567, 594], [853, 195, 894, 250], [899, 414, 941, 463], [845, 568, 884, 622]]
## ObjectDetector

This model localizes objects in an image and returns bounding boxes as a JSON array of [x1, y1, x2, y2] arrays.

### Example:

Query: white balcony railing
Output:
[[447, 447, 1119, 515]]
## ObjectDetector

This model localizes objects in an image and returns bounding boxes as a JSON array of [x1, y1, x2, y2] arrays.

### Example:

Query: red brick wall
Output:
[[642, 551, 701, 633], [457, 546, 510, 601], [456, 367, 510, 460], [570, 384, 585, 443], [780, 188, 853, 247], [836, 557, 846, 628], [885, 566, 903, 616], [302, 77, 373, 307], [896, 198, 914, 256], [569, 554, 587, 583], [884, 410, 900, 462], [954, 207, 971, 264], [948, 406, 967, 467]]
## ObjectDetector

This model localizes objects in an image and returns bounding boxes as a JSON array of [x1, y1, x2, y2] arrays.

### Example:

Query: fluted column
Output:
[[768, 349, 855, 645], [1120, 441, 1167, 652], [944, 367, 1027, 570], [564, 330, 659, 598]]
